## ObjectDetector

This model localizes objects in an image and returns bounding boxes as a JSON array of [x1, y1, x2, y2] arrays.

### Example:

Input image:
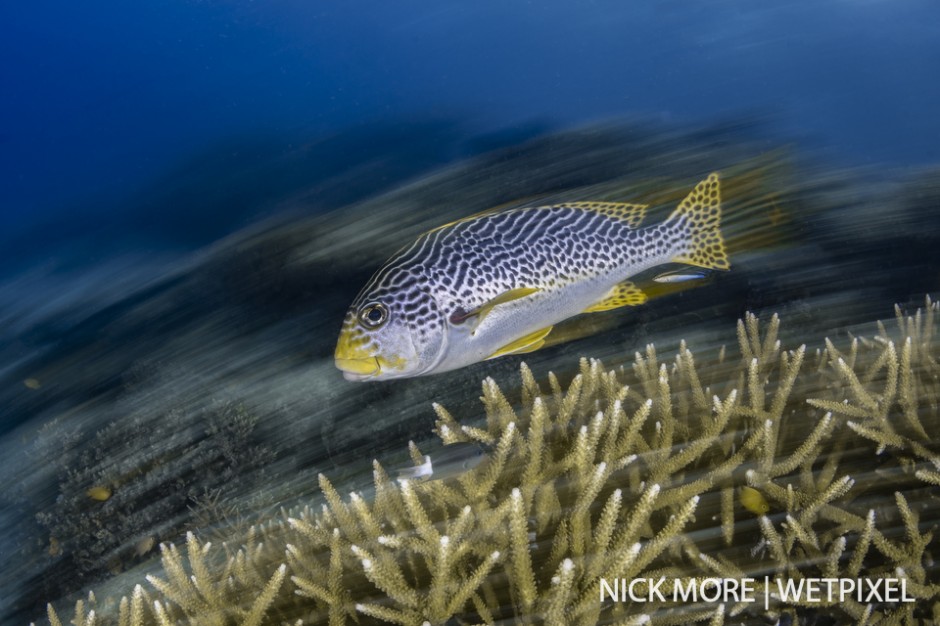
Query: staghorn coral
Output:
[[35, 299, 940, 625]]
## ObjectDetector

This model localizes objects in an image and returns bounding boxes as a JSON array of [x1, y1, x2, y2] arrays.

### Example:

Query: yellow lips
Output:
[[335, 327, 407, 379], [335, 356, 381, 376], [335, 328, 381, 376]]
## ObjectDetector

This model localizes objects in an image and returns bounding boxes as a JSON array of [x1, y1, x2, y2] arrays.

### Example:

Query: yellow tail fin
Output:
[[668, 173, 730, 271]]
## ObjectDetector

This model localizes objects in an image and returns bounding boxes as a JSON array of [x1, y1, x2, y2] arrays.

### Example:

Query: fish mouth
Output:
[[335, 356, 381, 381]]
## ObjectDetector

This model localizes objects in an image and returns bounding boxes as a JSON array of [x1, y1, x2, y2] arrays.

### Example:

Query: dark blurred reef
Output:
[[1, 118, 939, 623]]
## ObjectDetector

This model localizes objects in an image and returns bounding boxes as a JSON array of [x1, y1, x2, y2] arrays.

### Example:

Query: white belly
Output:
[[430, 246, 678, 375], [431, 272, 623, 374]]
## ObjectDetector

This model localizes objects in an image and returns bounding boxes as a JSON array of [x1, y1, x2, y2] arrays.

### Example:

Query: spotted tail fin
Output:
[[666, 173, 730, 271]]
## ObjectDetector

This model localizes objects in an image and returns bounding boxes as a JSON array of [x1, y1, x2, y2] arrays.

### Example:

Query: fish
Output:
[[86, 485, 112, 501], [652, 268, 713, 283], [740, 486, 770, 515], [134, 536, 156, 557], [335, 173, 729, 380], [396, 442, 487, 481]]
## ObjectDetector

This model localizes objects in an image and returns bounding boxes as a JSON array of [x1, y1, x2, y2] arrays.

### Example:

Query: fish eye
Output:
[[358, 302, 389, 329]]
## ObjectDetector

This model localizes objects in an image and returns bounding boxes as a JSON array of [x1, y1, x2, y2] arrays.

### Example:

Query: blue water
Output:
[[3, 1, 939, 248]]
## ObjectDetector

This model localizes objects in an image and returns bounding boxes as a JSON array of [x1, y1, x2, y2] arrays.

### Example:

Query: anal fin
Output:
[[583, 281, 648, 313], [486, 326, 554, 359]]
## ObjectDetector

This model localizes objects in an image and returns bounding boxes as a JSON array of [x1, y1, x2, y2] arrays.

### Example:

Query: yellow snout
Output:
[[335, 326, 409, 380], [335, 356, 381, 376], [335, 328, 385, 379]]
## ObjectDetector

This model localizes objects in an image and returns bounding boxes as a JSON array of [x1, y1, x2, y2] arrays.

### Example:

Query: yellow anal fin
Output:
[[583, 281, 648, 313], [667, 173, 730, 271], [542, 315, 617, 349], [463, 287, 540, 330], [563, 202, 648, 228], [486, 326, 553, 359]]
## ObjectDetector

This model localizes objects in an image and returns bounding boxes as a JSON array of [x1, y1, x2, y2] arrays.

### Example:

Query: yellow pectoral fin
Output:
[[468, 286, 540, 330], [486, 326, 554, 359], [583, 281, 648, 313]]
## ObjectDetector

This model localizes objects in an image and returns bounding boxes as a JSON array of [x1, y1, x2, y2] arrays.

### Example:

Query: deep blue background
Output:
[[2, 0, 939, 252]]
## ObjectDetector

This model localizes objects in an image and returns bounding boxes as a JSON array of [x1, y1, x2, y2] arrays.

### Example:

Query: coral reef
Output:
[[9, 124, 940, 623], [33, 298, 940, 625], [27, 399, 274, 598]]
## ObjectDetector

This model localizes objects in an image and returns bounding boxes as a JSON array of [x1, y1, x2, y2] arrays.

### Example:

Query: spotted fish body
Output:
[[335, 174, 728, 381]]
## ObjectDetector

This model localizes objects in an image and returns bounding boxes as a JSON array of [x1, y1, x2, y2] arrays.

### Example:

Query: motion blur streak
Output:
[[0, 120, 938, 621]]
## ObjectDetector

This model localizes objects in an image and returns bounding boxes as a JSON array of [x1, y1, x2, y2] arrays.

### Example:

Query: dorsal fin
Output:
[[425, 206, 503, 235], [562, 202, 648, 228], [425, 199, 647, 237], [423, 195, 548, 235]]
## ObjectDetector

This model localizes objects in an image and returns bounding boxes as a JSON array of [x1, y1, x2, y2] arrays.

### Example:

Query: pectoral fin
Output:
[[478, 287, 540, 318], [453, 287, 540, 330], [583, 281, 648, 313], [486, 326, 554, 359]]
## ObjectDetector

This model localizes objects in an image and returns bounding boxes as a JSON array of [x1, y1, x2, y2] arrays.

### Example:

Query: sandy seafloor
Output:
[[1, 121, 939, 625]]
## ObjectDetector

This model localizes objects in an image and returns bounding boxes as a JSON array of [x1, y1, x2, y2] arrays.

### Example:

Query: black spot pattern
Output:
[[351, 205, 681, 329]]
